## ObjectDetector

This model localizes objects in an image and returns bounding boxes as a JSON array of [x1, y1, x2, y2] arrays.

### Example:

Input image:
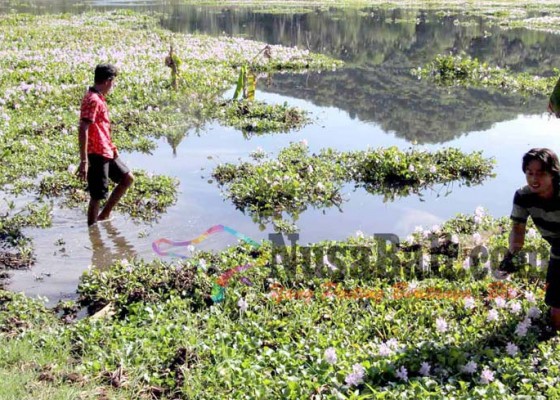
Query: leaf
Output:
[[233, 65, 246, 101], [550, 75, 560, 116]]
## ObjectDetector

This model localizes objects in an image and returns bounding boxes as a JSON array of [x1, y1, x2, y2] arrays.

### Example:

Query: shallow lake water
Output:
[[4, 1, 560, 304]]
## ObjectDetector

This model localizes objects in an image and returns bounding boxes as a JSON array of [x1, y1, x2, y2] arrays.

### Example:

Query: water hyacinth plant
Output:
[[413, 53, 559, 96], [0, 10, 342, 273], [1, 209, 559, 398], [213, 142, 495, 230]]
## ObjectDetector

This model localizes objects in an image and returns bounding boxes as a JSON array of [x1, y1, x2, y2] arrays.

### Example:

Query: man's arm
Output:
[[509, 221, 526, 254], [78, 119, 90, 180]]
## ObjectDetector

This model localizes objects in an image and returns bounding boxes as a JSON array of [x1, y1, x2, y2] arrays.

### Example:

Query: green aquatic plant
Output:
[[0, 10, 341, 263], [1, 208, 559, 398], [232, 45, 272, 101], [218, 99, 309, 135], [212, 143, 495, 230], [38, 170, 179, 222], [414, 54, 559, 96]]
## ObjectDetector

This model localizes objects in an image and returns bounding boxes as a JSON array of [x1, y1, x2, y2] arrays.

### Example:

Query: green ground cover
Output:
[[1, 211, 559, 399]]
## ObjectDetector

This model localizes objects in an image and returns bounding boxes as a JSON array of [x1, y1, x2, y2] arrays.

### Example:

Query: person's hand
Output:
[[78, 160, 88, 181], [498, 251, 522, 274]]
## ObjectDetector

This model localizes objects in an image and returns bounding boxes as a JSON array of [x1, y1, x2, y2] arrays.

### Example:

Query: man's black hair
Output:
[[94, 64, 118, 84]]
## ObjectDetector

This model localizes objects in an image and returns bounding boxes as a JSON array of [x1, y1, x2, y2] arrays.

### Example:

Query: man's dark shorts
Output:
[[87, 154, 130, 200], [545, 257, 560, 308]]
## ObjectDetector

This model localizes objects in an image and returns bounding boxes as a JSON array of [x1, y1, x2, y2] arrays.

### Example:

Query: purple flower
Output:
[[494, 297, 506, 308], [506, 342, 519, 356], [508, 301, 522, 315], [515, 319, 530, 337], [324, 347, 337, 365], [419, 362, 431, 376], [524, 291, 536, 303], [396, 366, 408, 381], [480, 367, 495, 384], [378, 342, 393, 357], [527, 306, 542, 319], [464, 296, 475, 310], [436, 317, 448, 333], [487, 309, 499, 322], [237, 297, 248, 312], [345, 364, 365, 386], [462, 361, 477, 374]]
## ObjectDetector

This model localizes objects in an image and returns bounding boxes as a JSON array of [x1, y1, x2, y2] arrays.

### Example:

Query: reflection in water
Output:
[[88, 221, 137, 269], [264, 69, 545, 144], [160, 6, 558, 143], [162, 6, 560, 75]]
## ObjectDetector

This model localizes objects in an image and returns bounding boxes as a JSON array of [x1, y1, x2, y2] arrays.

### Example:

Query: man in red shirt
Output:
[[77, 64, 134, 226]]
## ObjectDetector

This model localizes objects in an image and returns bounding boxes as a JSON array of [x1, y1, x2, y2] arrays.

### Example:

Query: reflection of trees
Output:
[[264, 68, 545, 143], [12, 4, 558, 144], [162, 6, 560, 74]]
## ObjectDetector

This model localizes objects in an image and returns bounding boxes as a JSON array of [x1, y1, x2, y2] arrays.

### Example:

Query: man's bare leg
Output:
[[98, 172, 134, 221], [88, 198, 101, 226]]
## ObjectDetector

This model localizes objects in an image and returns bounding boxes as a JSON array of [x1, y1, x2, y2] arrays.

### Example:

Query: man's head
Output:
[[522, 148, 560, 198], [94, 64, 118, 95]]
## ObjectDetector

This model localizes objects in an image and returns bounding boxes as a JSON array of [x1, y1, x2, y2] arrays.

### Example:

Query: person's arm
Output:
[[509, 221, 526, 254], [78, 119, 90, 180]]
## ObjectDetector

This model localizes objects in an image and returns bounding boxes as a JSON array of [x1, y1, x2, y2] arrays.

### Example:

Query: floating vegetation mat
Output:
[[1, 209, 559, 398], [213, 142, 495, 231], [413, 54, 559, 96]]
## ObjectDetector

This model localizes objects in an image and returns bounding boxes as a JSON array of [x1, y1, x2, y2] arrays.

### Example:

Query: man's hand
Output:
[[78, 160, 88, 181]]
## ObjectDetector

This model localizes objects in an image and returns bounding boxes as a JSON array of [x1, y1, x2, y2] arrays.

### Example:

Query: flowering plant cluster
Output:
[[2, 207, 559, 398]]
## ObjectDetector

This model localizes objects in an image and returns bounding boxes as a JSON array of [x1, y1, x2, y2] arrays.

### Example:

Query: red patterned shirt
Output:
[[80, 87, 117, 159]]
